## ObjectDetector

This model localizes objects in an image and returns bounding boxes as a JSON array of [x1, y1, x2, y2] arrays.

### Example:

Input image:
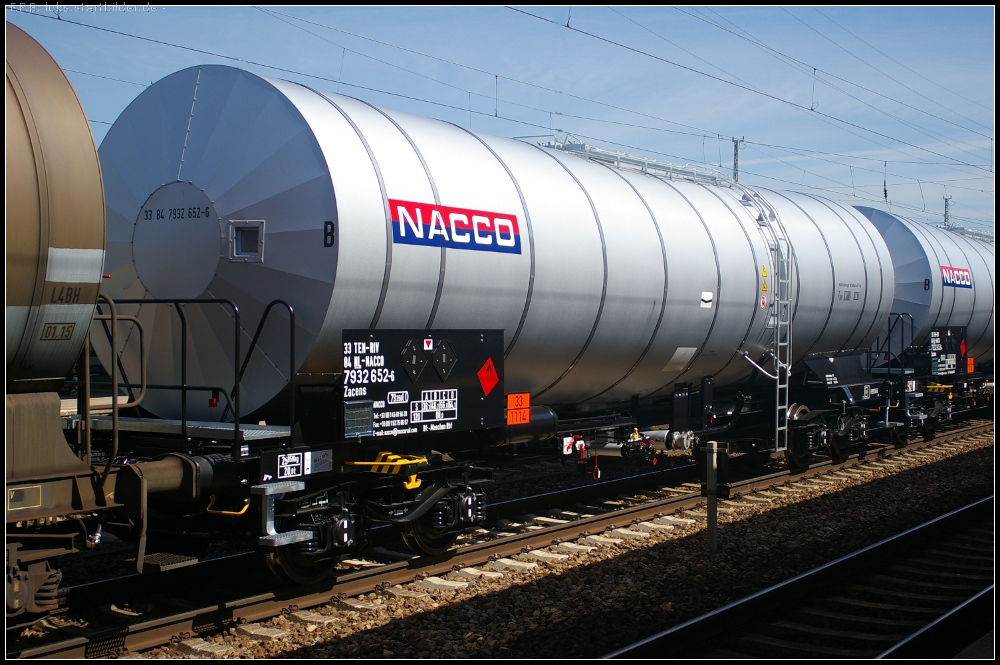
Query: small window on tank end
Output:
[[229, 220, 265, 262], [238, 227, 258, 254]]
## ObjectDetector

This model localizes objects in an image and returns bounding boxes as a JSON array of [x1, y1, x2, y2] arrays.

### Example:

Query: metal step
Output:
[[129, 552, 199, 572]]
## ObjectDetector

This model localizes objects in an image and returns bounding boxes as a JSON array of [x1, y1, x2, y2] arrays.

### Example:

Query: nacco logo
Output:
[[940, 265, 973, 289], [388, 199, 521, 255]]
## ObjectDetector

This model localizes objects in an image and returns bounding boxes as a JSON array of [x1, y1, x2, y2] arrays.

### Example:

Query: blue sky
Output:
[[7, 5, 994, 233]]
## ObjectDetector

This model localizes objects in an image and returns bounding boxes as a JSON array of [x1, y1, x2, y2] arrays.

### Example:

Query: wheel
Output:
[[921, 417, 938, 442], [829, 432, 851, 464], [264, 545, 336, 585], [784, 431, 812, 473], [399, 519, 459, 556], [828, 415, 852, 463], [890, 426, 910, 448], [787, 403, 810, 422]]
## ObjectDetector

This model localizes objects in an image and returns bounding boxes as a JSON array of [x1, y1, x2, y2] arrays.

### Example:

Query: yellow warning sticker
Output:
[[761, 267, 768, 278], [761, 281, 768, 292]]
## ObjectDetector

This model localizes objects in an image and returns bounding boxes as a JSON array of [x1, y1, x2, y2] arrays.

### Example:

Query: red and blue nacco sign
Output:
[[389, 199, 522, 255], [941, 265, 973, 289]]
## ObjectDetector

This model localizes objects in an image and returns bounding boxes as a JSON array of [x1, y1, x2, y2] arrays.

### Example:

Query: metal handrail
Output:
[[91, 311, 147, 410], [871, 313, 915, 376], [222, 300, 296, 439], [85, 305, 148, 487], [107, 297, 242, 459], [546, 138, 732, 185], [93, 296, 297, 459], [88, 382, 236, 420], [93, 295, 118, 487]]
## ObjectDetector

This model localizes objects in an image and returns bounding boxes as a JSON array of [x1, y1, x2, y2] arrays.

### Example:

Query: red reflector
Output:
[[208, 397, 218, 408]]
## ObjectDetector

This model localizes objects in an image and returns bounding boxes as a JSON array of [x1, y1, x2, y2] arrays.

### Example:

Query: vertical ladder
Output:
[[772, 230, 792, 453], [734, 185, 794, 453]]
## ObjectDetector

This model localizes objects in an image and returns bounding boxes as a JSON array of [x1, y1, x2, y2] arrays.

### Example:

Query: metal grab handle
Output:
[[741, 352, 778, 380], [92, 311, 147, 409]]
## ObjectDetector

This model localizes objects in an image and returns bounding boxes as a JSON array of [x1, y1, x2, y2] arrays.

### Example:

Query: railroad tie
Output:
[[521, 549, 570, 562], [289, 610, 339, 626], [451, 566, 503, 580], [654, 515, 696, 525], [549, 509, 587, 519], [420, 576, 469, 591], [237, 624, 289, 641], [533, 516, 570, 526], [335, 597, 380, 612], [341, 558, 384, 568], [610, 528, 651, 540], [582, 534, 624, 546], [177, 638, 234, 657], [378, 587, 430, 600], [829, 470, 865, 479], [487, 557, 538, 572], [633, 521, 674, 532]]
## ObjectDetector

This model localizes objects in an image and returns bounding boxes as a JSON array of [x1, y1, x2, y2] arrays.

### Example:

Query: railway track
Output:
[[7, 420, 993, 658], [606, 495, 994, 659]]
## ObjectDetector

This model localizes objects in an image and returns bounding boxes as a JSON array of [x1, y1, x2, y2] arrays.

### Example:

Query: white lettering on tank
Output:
[[472, 215, 493, 245], [494, 217, 516, 247], [398, 206, 423, 238], [428, 209, 449, 241], [449, 213, 471, 243]]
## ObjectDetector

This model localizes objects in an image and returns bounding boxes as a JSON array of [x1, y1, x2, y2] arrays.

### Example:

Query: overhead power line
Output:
[[608, 6, 992, 177], [811, 7, 994, 118], [63, 68, 147, 87], [255, 6, 715, 138], [669, 6, 992, 146], [507, 7, 991, 171], [261, 6, 992, 177], [776, 7, 991, 153]]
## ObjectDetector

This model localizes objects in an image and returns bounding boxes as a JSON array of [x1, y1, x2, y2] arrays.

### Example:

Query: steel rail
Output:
[[604, 496, 994, 659]]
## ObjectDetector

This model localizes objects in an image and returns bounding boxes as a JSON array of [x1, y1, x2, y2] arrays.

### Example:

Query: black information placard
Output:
[[341, 329, 505, 439], [927, 326, 967, 376]]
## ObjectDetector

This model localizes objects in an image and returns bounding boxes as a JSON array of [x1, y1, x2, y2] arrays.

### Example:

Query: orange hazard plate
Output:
[[507, 392, 530, 410], [507, 408, 531, 426], [506, 393, 531, 425]]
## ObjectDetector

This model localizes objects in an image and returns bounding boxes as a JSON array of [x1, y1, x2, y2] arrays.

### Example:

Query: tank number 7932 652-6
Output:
[[142, 206, 212, 221]]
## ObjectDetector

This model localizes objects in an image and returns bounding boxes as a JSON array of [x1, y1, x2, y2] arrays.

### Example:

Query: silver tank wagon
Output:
[[857, 207, 994, 364], [98, 65, 896, 420]]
